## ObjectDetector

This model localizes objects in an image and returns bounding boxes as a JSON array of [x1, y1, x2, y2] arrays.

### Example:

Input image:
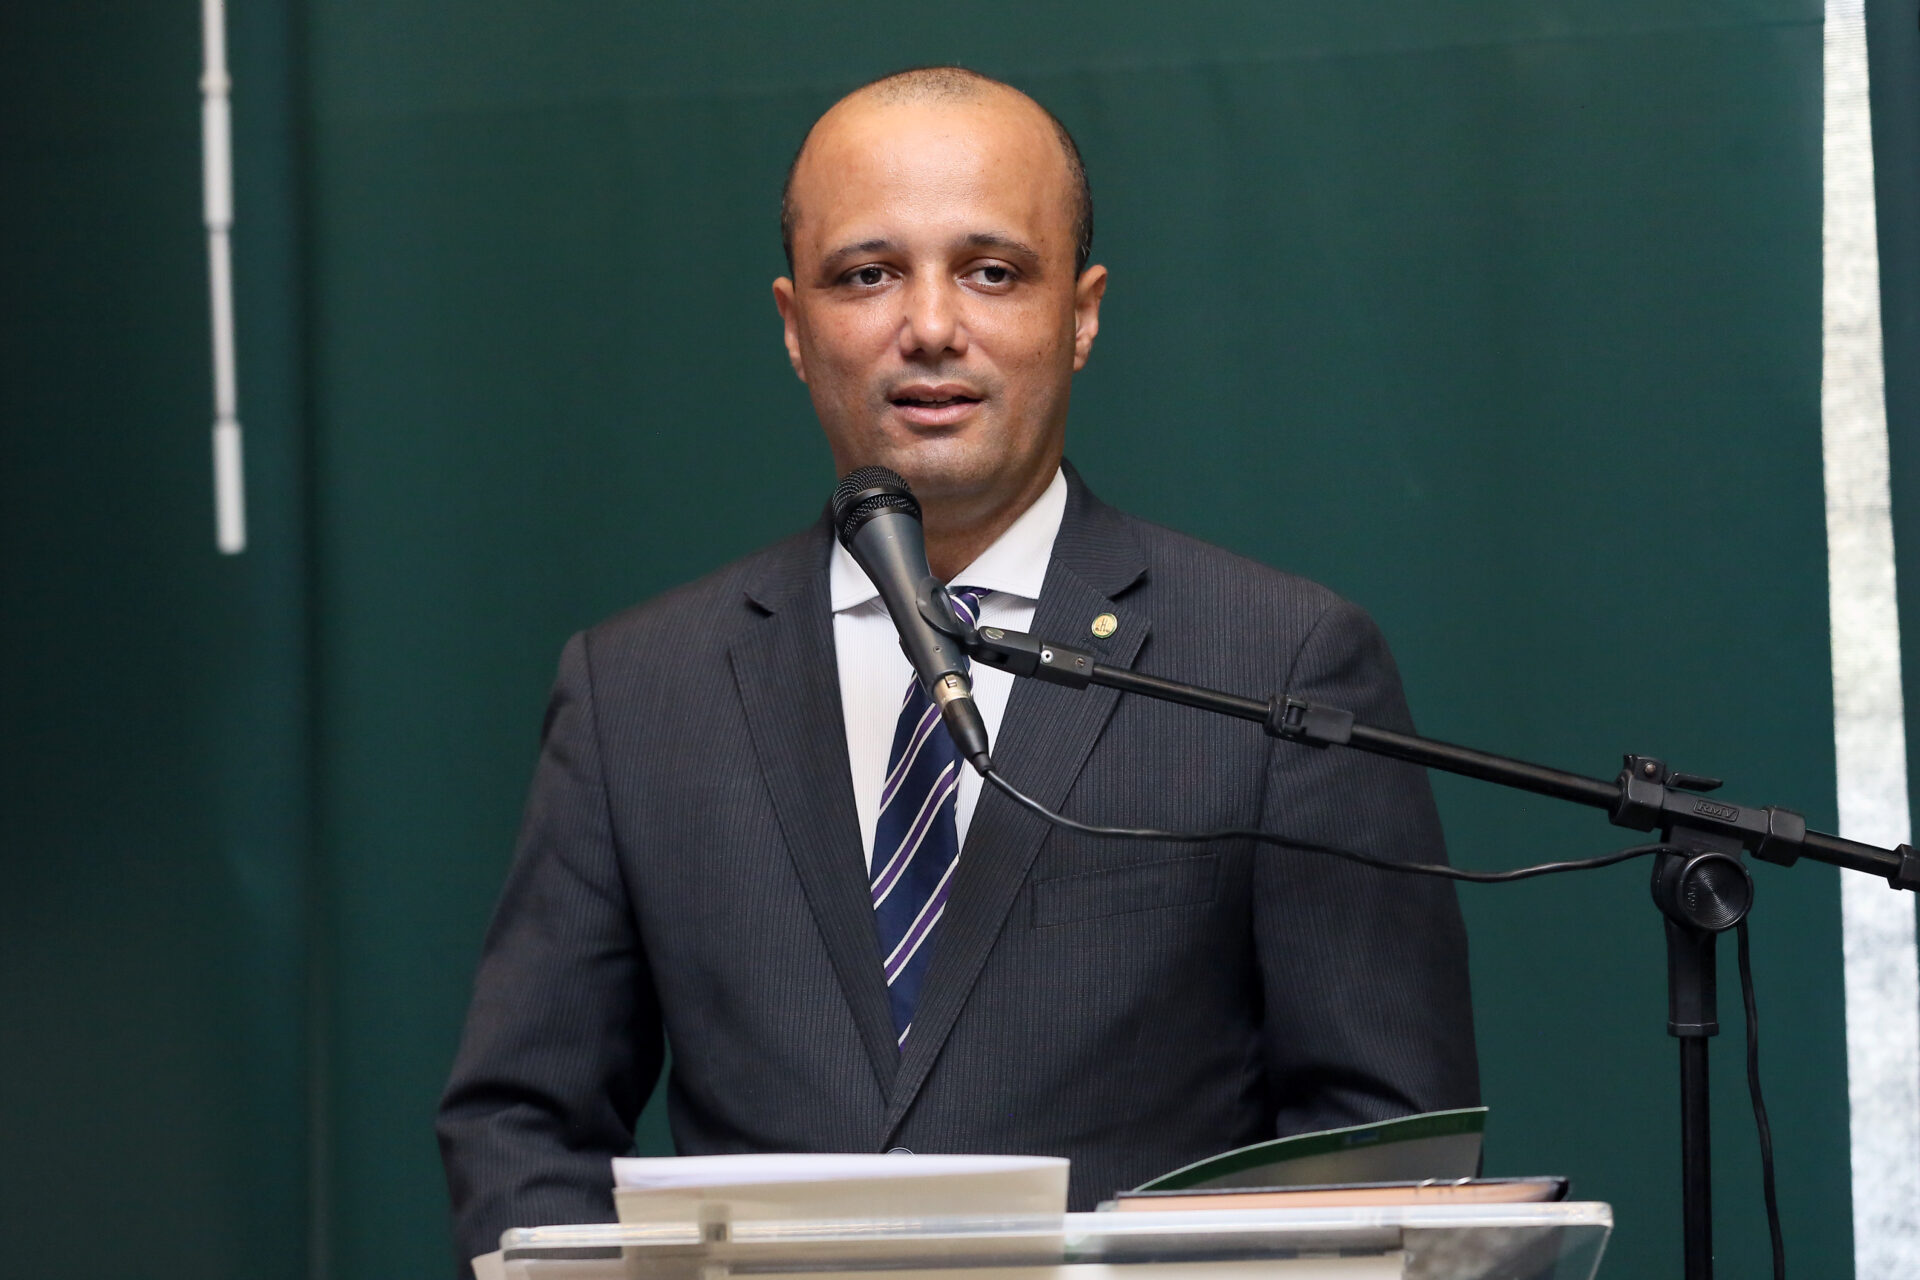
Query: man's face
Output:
[[773, 93, 1106, 520]]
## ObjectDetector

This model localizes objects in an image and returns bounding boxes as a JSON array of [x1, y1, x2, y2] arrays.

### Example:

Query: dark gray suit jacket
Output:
[[437, 468, 1479, 1264]]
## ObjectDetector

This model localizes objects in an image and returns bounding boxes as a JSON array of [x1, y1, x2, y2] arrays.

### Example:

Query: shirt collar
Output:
[[830, 467, 1067, 613]]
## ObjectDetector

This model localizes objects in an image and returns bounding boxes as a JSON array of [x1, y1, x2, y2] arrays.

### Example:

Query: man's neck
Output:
[[920, 466, 1061, 581]]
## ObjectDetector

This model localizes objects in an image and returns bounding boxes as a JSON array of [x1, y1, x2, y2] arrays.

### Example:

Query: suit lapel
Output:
[[729, 523, 901, 1096], [882, 471, 1150, 1140]]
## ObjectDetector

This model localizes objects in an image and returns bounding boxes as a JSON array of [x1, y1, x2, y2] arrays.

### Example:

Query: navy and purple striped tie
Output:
[[871, 587, 988, 1048]]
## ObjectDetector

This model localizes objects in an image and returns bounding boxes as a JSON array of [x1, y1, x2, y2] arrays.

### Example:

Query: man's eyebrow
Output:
[[962, 232, 1042, 265], [817, 239, 897, 276]]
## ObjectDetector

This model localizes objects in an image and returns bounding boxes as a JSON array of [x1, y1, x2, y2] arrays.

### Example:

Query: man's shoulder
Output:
[[1098, 501, 1350, 626], [580, 519, 826, 653], [1090, 499, 1408, 716]]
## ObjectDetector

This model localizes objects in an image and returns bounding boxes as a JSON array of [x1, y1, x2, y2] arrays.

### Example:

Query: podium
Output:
[[497, 1203, 1612, 1280]]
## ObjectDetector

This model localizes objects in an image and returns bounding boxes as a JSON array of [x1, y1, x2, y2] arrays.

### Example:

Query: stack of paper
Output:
[[611, 1152, 1070, 1224]]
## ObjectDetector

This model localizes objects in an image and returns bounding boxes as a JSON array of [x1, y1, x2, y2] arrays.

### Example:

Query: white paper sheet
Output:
[[612, 1152, 1066, 1188]]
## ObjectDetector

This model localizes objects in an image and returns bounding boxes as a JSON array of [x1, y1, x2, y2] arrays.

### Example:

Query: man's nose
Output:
[[898, 275, 967, 359]]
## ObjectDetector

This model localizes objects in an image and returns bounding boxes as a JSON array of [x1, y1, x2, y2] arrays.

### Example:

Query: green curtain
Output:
[[11, 2, 1912, 1276]]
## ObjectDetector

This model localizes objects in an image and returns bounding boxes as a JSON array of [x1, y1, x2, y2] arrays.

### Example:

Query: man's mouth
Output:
[[888, 384, 984, 427], [890, 384, 981, 409]]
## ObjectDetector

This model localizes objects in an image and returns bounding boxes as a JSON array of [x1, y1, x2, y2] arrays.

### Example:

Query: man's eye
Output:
[[851, 266, 886, 286], [974, 265, 1012, 285]]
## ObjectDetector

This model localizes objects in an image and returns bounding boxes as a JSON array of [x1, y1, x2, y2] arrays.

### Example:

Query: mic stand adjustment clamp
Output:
[[968, 626, 1097, 689], [1271, 696, 1355, 747], [1611, 754, 1813, 871], [1896, 846, 1920, 891]]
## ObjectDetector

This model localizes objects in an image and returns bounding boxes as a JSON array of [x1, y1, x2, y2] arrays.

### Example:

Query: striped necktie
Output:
[[871, 587, 988, 1048]]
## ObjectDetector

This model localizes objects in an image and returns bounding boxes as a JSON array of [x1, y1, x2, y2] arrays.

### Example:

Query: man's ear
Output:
[[1071, 264, 1108, 372], [771, 277, 808, 383]]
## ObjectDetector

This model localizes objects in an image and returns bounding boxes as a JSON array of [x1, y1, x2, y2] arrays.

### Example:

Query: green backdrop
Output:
[[6, 2, 1917, 1276]]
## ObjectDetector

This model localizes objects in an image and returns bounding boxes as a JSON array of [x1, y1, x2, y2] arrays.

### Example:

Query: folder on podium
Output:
[[492, 1202, 1612, 1280]]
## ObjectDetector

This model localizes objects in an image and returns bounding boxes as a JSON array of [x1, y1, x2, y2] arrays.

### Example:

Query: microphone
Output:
[[831, 466, 993, 772]]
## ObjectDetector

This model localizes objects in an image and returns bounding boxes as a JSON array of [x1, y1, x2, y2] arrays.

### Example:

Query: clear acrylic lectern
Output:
[[498, 1202, 1611, 1280]]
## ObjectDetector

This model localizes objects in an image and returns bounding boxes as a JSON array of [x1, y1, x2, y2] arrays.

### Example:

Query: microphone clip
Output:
[[917, 581, 976, 643]]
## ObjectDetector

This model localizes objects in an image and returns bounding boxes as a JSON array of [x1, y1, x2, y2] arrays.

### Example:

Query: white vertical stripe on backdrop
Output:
[[1823, 3, 1920, 1275], [202, 0, 246, 554]]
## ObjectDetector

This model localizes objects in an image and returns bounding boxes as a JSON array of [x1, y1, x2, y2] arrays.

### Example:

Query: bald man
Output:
[[438, 67, 1478, 1271]]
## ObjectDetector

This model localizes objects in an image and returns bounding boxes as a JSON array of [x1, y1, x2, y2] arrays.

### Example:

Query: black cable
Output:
[[1738, 920, 1786, 1280], [980, 764, 1675, 883]]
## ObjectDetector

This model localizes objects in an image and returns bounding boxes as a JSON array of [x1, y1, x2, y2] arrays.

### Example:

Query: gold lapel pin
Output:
[[1090, 612, 1118, 639]]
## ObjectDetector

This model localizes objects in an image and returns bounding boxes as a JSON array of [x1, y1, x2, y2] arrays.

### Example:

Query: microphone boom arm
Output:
[[965, 623, 1920, 890]]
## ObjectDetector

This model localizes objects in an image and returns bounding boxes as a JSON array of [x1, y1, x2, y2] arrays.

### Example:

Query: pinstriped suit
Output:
[[436, 464, 1479, 1265]]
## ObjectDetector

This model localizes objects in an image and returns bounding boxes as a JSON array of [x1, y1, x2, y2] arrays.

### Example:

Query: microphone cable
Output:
[[979, 763, 1676, 882], [1738, 919, 1786, 1280], [978, 760, 1786, 1278]]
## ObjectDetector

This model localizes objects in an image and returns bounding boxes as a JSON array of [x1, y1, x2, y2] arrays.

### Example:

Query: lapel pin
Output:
[[1090, 612, 1118, 639]]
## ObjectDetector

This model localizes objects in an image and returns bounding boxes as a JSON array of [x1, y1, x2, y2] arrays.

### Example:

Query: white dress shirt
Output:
[[831, 468, 1068, 869]]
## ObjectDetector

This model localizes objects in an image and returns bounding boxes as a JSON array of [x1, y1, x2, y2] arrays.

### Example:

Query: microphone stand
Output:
[[963, 621, 1920, 1280]]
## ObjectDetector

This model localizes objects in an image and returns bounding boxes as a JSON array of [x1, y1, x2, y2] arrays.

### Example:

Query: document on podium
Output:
[[1131, 1108, 1487, 1193], [611, 1151, 1071, 1223]]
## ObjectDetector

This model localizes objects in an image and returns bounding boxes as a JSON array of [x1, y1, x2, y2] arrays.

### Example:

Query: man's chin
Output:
[[831, 419, 1060, 510], [872, 450, 1004, 505]]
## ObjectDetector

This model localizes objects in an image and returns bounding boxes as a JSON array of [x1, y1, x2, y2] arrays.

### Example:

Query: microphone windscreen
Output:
[[832, 466, 920, 544]]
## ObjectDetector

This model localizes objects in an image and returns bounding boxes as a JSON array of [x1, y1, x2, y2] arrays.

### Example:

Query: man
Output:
[[438, 66, 1478, 1269]]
